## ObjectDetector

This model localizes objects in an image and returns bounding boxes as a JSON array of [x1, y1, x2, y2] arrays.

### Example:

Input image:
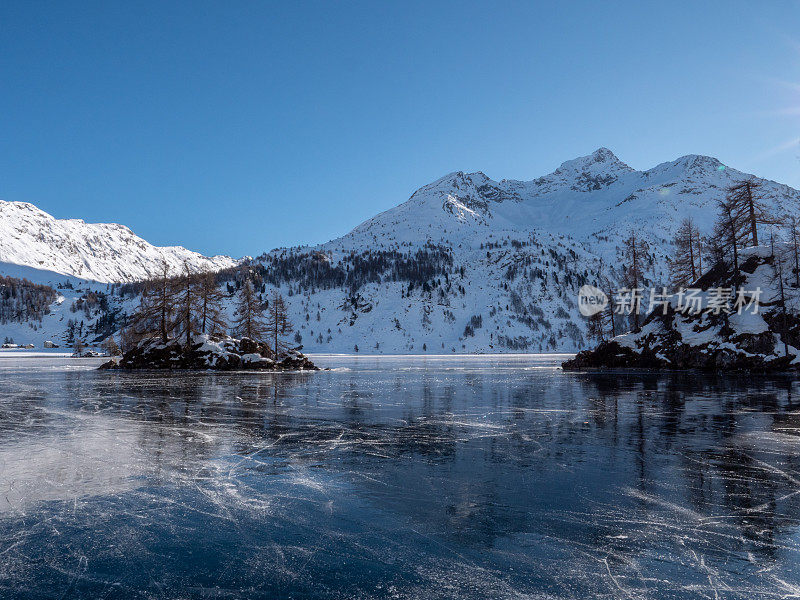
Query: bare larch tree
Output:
[[789, 216, 800, 287], [712, 195, 744, 273], [622, 230, 649, 332], [725, 179, 776, 247], [232, 280, 268, 341], [596, 258, 616, 339], [770, 234, 790, 357], [669, 217, 701, 288], [586, 309, 606, 343], [266, 290, 294, 357], [197, 271, 228, 336], [174, 262, 200, 349], [131, 258, 177, 343]]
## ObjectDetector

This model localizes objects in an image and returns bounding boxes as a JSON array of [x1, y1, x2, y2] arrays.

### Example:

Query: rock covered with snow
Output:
[[563, 246, 800, 372], [100, 335, 318, 371]]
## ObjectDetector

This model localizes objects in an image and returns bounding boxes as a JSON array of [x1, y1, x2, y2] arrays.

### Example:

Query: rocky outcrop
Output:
[[563, 246, 800, 372], [100, 335, 318, 371]]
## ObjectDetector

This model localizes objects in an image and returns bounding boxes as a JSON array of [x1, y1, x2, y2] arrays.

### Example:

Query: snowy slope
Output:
[[0, 201, 237, 282], [0, 262, 93, 287], [0, 286, 100, 350]]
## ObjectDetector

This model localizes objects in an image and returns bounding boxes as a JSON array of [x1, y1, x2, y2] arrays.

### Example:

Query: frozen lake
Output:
[[1, 354, 799, 598]]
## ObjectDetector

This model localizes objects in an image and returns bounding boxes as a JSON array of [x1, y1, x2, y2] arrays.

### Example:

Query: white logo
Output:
[[578, 285, 608, 317]]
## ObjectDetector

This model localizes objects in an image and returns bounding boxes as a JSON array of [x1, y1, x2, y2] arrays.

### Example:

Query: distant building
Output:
[[44, 340, 59, 348]]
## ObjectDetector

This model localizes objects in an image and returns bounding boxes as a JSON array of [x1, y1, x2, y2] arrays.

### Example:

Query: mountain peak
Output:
[[591, 147, 619, 162], [1, 200, 49, 215], [646, 154, 726, 178], [672, 154, 724, 172], [553, 148, 634, 176]]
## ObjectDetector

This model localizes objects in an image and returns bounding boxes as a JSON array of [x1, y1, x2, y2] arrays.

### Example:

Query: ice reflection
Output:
[[0, 355, 799, 598]]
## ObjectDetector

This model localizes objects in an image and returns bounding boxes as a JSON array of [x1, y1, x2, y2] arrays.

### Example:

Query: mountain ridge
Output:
[[333, 148, 799, 252], [0, 200, 237, 283]]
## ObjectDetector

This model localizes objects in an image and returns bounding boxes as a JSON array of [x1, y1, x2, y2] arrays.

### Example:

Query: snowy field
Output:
[[0, 355, 799, 598], [0, 349, 74, 359]]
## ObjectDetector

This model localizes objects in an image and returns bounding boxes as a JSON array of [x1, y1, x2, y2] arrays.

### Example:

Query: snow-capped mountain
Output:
[[0, 201, 236, 282], [246, 148, 800, 353], [4, 148, 800, 353]]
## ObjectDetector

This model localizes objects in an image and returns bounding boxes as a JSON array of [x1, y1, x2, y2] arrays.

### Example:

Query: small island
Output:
[[100, 264, 318, 371], [100, 334, 317, 371]]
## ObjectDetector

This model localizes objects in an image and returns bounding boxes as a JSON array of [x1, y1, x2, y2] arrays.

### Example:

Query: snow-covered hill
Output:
[[0, 201, 236, 282], [4, 148, 800, 354]]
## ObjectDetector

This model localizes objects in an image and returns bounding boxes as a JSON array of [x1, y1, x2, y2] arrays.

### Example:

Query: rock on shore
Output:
[[563, 246, 800, 372]]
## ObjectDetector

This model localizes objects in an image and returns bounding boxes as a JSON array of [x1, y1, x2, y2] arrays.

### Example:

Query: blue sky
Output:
[[1, 1, 799, 257]]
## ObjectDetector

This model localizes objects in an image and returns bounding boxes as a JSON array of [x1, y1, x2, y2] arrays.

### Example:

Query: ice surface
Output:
[[0, 355, 799, 598]]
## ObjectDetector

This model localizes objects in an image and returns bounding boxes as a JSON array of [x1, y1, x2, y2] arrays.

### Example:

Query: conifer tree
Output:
[[586, 310, 606, 343], [726, 179, 774, 247], [771, 234, 790, 357], [595, 259, 616, 339], [713, 196, 743, 273], [696, 235, 703, 277], [101, 336, 121, 356], [175, 262, 200, 349], [119, 325, 139, 353], [789, 216, 800, 287]]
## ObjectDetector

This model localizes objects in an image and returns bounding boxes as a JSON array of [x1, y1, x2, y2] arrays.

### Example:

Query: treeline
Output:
[[0, 276, 58, 324], [111, 245, 456, 354], [242, 244, 453, 293], [116, 246, 453, 300]]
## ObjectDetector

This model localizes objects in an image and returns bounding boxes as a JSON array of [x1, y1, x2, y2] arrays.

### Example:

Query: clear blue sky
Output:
[[1, 1, 799, 257]]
